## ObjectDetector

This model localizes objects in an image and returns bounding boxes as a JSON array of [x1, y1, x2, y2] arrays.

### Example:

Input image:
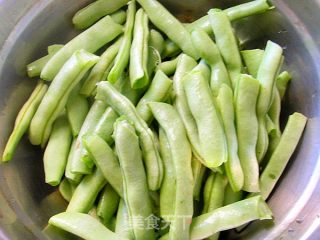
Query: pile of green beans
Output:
[[2, 0, 308, 239]]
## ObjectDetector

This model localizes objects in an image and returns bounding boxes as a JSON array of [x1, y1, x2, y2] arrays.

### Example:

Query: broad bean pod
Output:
[[97, 184, 120, 224]]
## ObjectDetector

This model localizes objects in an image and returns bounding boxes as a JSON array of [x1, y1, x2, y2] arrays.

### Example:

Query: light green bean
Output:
[[241, 49, 264, 77], [130, 8, 149, 89], [29, 50, 99, 146], [49, 212, 127, 240], [2, 81, 47, 162], [114, 118, 155, 240], [108, 1, 136, 84], [192, 156, 206, 201], [72, 0, 129, 29], [235, 74, 260, 192], [96, 81, 163, 191], [97, 184, 120, 224], [260, 112, 307, 199], [41, 16, 122, 81], [276, 71, 292, 99], [156, 56, 180, 76], [115, 200, 134, 240], [148, 102, 193, 240], [216, 84, 244, 192], [44, 114, 72, 186]]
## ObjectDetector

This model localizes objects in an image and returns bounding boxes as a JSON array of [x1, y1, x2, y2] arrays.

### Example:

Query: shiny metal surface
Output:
[[0, 0, 319, 239]]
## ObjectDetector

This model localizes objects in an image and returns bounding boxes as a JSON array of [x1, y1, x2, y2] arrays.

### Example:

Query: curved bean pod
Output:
[[137, 0, 199, 59], [193, 59, 211, 83], [136, 70, 172, 124], [49, 212, 127, 240], [2, 81, 47, 162], [159, 127, 176, 221], [97, 184, 120, 224], [72, 0, 129, 29], [130, 8, 149, 89], [44, 114, 72, 186], [147, 29, 165, 75], [183, 70, 228, 168], [256, 41, 283, 162], [191, 29, 231, 96], [41, 16, 122, 81], [156, 55, 180, 76], [190, 196, 272, 240], [114, 118, 155, 240], [216, 84, 244, 192], [260, 112, 307, 199], [30, 50, 99, 146], [108, 1, 136, 84], [148, 102, 193, 240], [96, 81, 163, 191], [208, 9, 242, 87], [235, 74, 260, 192], [67, 168, 106, 213], [83, 134, 123, 198], [81, 37, 122, 96]]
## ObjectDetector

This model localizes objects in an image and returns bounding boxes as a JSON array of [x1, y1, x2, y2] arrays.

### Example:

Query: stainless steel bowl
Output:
[[0, 0, 320, 239]]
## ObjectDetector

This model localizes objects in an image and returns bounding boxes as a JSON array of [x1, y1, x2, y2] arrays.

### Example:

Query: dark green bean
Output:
[[72, 0, 129, 29], [44, 114, 72, 186], [2, 81, 47, 162], [41, 16, 122, 81], [96, 81, 163, 191], [114, 118, 155, 240]]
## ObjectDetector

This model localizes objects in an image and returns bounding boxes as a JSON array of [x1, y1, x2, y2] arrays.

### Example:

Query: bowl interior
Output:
[[0, 0, 320, 239]]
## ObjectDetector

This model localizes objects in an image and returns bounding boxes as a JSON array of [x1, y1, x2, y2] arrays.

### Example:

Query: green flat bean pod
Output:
[[59, 178, 77, 202], [97, 184, 120, 224], [70, 100, 107, 174], [216, 84, 244, 192], [41, 16, 122, 81], [136, 70, 172, 124], [137, 0, 199, 59], [44, 114, 72, 186], [156, 55, 180, 76], [27, 45, 63, 78], [208, 9, 242, 87], [241, 49, 264, 77], [148, 102, 193, 240], [96, 81, 163, 191], [65, 139, 83, 183], [130, 8, 150, 89], [81, 36, 123, 96], [191, 29, 231, 95], [255, 41, 283, 162], [29, 50, 99, 146], [260, 112, 307, 199], [66, 85, 90, 136], [108, 1, 136, 84], [190, 196, 272, 240], [159, 127, 176, 221], [72, 0, 129, 29], [67, 168, 106, 213], [235, 74, 260, 192], [114, 118, 155, 240], [193, 59, 211, 83], [116, 200, 134, 240], [276, 71, 292, 100], [2, 81, 47, 162], [147, 29, 164, 75], [183, 70, 228, 168], [83, 134, 123, 198], [49, 212, 127, 240], [192, 156, 206, 201]]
